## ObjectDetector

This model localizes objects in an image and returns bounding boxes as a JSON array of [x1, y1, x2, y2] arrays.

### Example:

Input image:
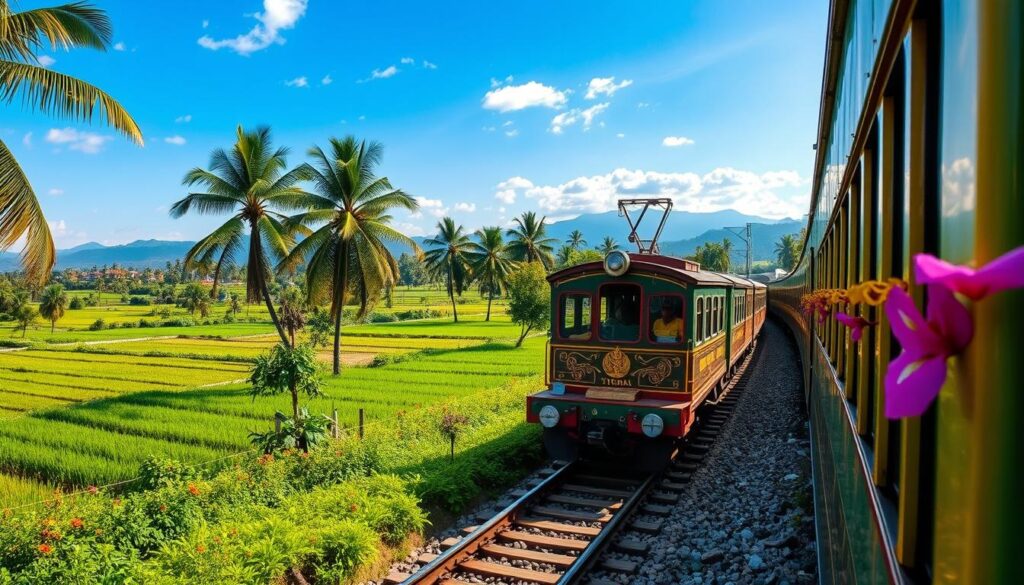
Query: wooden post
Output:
[[274, 413, 283, 433], [358, 408, 364, 440], [331, 408, 339, 439]]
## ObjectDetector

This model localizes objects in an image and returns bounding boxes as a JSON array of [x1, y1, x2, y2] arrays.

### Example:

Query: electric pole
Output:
[[725, 222, 752, 277]]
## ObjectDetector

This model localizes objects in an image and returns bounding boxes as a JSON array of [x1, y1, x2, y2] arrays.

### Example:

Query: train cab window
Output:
[[649, 295, 684, 344], [558, 293, 592, 340], [599, 284, 641, 342], [696, 298, 705, 342]]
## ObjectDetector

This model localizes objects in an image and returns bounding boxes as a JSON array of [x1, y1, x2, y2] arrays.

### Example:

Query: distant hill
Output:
[[0, 240, 197, 272], [659, 220, 804, 262]]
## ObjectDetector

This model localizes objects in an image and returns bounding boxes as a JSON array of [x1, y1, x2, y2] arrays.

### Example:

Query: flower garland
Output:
[[800, 246, 1024, 420]]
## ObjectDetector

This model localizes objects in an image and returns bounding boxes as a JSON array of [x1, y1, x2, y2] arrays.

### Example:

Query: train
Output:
[[526, 200, 766, 470], [769, 0, 1022, 584]]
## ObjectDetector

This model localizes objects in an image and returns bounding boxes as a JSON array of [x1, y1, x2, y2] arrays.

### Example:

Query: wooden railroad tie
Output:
[[458, 559, 561, 584], [532, 505, 612, 523], [516, 517, 602, 537], [497, 530, 590, 551], [480, 543, 577, 568]]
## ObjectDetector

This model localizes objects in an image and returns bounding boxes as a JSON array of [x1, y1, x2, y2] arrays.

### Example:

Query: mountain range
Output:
[[0, 210, 805, 272]]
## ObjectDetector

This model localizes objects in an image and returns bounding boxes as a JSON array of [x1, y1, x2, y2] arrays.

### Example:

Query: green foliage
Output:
[[558, 247, 604, 269], [38, 285, 68, 332], [437, 408, 470, 461], [423, 217, 473, 323], [506, 261, 550, 346], [598, 236, 620, 255], [306, 307, 332, 348], [68, 297, 84, 310], [506, 211, 557, 269], [249, 408, 332, 454], [774, 231, 803, 272], [249, 344, 323, 403]]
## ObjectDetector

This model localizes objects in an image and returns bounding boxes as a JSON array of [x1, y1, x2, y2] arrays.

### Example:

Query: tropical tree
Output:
[[467, 226, 516, 321], [691, 242, 730, 272], [424, 217, 472, 323], [248, 343, 325, 452], [0, 1, 142, 286], [555, 244, 574, 267], [566, 230, 586, 250], [774, 233, 801, 272], [277, 285, 306, 348], [720, 238, 733, 273], [506, 211, 557, 269], [281, 137, 419, 375], [38, 283, 67, 332], [598, 236, 620, 255], [507, 261, 550, 347], [178, 282, 207, 315], [170, 126, 309, 345]]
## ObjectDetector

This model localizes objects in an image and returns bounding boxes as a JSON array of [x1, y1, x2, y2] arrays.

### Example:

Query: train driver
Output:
[[652, 300, 683, 343]]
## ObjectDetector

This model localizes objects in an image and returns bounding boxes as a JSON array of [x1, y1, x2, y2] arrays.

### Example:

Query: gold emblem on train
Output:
[[601, 347, 631, 379]]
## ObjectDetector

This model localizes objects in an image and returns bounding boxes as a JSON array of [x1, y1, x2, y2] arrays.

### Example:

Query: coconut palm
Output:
[[598, 236, 620, 255], [774, 233, 800, 271], [721, 238, 733, 272], [566, 230, 586, 250], [169, 126, 309, 345], [0, 1, 142, 286], [506, 211, 557, 269], [467, 226, 517, 321], [280, 137, 419, 374], [424, 217, 472, 323], [38, 283, 67, 332]]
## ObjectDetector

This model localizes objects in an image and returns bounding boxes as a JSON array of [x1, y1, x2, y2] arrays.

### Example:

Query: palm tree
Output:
[[567, 230, 586, 250], [721, 238, 733, 273], [281, 137, 419, 374], [170, 126, 309, 346], [774, 233, 799, 271], [556, 244, 574, 267], [0, 1, 142, 286], [506, 211, 557, 269], [38, 283, 67, 332], [598, 236, 620, 255], [424, 217, 472, 323], [467, 226, 517, 321]]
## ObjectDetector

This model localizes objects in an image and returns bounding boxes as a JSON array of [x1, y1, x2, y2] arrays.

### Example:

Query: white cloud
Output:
[[482, 81, 568, 112], [616, 133, 625, 139], [202, 19, 210, 28], [454, 202, 476, 212], [637, 101, 650, 109], [175, 114, 192, 123], [662, 136, 695, 147], [22, 132, 31, 147], [164, 135, 187, 145], [48, 188, 64, 196], [321, 74, 332, 85], [423, 60, 437, 70], [400, 57, 415, 64], [45, 127, 112, 154], [494, 167, 806, 218], [490, 75, 514, 88], [585, 77, 633, 99], [394, 221, 427, 237], [550, 103, 609, 134], [285, 76, 308, 87], [38, 55, 55, 67], [113, 42, 126, 51], [197, 0, 308, 56], [414, 196, 447, 218], [505, 129, 519, 137], [48, 219, 67, 235], [370, 65, 398, 80]]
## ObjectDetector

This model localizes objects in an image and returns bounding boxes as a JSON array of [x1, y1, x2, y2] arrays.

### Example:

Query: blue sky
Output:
[[7, 0, 827, 248]]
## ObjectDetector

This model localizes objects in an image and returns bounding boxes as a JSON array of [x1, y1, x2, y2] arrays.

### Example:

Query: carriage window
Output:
[[599, 284, 641, 342], [649, 295, 684, 344], [696, 298, 704, 342], [711, 297, 719, 336], [704, 298, 712, 338], [559, 293, 592, 340]]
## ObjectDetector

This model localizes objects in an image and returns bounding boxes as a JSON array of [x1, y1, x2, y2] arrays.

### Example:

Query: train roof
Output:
[[549, 253, 765, 288]]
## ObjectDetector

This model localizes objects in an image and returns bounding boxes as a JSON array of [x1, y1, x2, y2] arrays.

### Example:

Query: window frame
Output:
[[555, 291, 595, 342], [696, 297, 705, 343], [596, 282, 644, 345], [647, 293, 686, 344]]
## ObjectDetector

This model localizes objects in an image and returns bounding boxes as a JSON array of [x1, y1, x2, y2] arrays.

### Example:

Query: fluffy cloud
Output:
[[494, 167, 806, 219], [198, 0, 307, 55], [113, 42, 126, 51], [454, 202, 476, 212], [663, 136, 695, 147], [423, 60, 437, 70], [550, 103, 609, 134], [48, 188, 64, 196], [585, 77, 633, 99], [164, 135, 187, 145], [175, 114, 192, 123], [400, 57, 415, 65], [482, 81, 568, 112], [414, 196, 447, 218], [45, 128, 112, 154], [38, 55, 55, 67], [285, 76, 308, 87], [321, 74, 332, 85], [370, 65, 397, 79]]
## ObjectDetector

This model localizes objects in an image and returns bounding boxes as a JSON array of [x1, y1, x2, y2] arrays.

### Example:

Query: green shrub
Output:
[[88, 319, 106, 331]]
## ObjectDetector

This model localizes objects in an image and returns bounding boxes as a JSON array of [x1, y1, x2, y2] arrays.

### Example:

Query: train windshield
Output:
[[599, 284, 641, 342], [649, 295, 684, 344], [559, 293, 593, 340]]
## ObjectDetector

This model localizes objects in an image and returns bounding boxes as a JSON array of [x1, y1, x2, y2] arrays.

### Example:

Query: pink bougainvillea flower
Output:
[[915, 247, 1024, 301], [884, 285, 973, 418], [835, 312, 876, 342]]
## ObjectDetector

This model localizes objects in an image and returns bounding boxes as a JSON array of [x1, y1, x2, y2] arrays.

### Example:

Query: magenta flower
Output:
[[883, 285, 973, 419], [835, 312, 875, 342], [915, 246, 1024, 301]]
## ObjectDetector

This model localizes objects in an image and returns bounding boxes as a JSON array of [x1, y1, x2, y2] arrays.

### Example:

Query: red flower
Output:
[[159, 504, 168, 513], [257, 454, 274, 466], [195, 544, 207, 554], [87, 486, 99, 495], [300, 451, 310, 459], [348, 503, 358, 513], [187, 483, 201, 497], [37, 544, 53, 555], [69, 518, 84, 529]]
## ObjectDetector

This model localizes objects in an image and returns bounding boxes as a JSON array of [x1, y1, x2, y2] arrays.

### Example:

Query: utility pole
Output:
[[725, 222, 752, 277]]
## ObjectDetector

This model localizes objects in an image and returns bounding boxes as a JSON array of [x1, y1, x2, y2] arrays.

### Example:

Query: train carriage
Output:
[[527, 226, 765, 468]]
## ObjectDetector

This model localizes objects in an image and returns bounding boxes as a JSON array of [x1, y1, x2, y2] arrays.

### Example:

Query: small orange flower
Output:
[[195, 544, 207, 554], [348, 503, 358, 513], [159, 504, 168, 513], [69, 518, 84, 529], [300, 451, 309, 459], [37, 544, 53, 555], [187, 483, 201, 497], [257, 454, 274, 466], [87, 485, 99, 495]]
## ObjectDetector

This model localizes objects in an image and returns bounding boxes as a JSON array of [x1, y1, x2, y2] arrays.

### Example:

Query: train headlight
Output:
[[604, 250, 631, 277], [539, 405, 560, 428], [641, 413, 664, 438]]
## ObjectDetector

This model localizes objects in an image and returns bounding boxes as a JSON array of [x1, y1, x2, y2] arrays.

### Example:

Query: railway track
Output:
[[389, 343, 759, 585]]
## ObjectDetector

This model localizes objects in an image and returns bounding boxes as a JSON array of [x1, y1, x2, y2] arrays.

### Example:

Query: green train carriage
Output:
[[526, 247, 766, 467]]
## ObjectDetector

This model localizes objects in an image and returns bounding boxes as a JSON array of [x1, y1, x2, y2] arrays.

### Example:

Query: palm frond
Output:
[[1, 3, 111, 61], [0, 138, 52, 285]]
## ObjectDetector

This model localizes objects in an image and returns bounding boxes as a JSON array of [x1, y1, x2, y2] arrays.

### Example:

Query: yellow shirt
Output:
[[652, 317, 683, 340]]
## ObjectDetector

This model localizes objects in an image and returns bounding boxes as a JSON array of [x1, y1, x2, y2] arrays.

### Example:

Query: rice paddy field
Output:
[[0, 294, 544, 510]]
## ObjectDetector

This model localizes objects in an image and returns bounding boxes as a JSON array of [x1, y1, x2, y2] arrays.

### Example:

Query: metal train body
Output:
[[526, 252, 765, 465], [769, 0, 1022, 583]]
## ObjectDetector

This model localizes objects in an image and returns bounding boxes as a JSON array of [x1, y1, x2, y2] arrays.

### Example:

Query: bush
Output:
[[161, 317, 195, 328], [367, 311, 398, 323], [68, 297, 84, 310], [128, 296, 151, 306], [88, 319, 106, 331]]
